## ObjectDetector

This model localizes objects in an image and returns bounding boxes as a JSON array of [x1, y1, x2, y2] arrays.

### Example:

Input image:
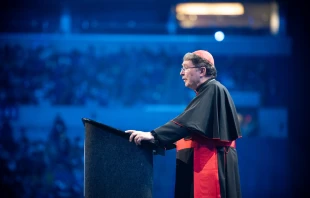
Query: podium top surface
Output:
[[82, 117, 126, 138]]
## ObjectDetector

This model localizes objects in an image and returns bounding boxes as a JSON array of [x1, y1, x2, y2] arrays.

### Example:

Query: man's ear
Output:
[[201, 67, 206, 76]]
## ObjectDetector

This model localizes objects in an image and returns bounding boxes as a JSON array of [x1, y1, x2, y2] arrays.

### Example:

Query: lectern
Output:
[[82, 118, 165, 198]]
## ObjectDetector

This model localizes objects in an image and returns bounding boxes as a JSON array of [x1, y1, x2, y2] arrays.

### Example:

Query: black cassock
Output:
[[151, 78, 242, 198]]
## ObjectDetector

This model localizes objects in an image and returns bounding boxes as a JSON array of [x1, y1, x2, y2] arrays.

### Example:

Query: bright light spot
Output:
[[176, 3, 244, 16], [270, 2, 279, 35], [214, 31, 225, 41]]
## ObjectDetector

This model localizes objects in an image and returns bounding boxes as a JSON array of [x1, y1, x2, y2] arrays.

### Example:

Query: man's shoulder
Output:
[[209, 79, 225, 89], [207, 80, 231, 94]]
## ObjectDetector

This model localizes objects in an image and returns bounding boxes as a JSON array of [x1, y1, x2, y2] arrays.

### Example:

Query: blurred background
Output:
[[0, 0, 309, 197]]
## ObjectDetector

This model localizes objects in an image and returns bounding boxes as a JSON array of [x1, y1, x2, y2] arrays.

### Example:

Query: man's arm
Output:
[[125, 121, 190, 147], [151, 121, 190, 147]]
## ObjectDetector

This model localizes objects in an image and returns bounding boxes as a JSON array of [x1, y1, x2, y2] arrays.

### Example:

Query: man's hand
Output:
[[125, 130, 155, 145]]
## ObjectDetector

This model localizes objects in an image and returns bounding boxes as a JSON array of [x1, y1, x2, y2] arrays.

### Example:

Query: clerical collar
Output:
[[195, 77, 216, 93]]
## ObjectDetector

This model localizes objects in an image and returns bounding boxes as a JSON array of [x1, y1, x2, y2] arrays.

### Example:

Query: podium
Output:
[[82, 118, 164, 198]]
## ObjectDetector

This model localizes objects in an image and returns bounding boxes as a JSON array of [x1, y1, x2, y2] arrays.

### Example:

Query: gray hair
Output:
[[183, 52, 217, 77]]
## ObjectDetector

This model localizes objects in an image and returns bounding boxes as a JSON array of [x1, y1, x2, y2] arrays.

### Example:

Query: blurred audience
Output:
[[0, 115, 84, 198], [0, 43, 288, 107]]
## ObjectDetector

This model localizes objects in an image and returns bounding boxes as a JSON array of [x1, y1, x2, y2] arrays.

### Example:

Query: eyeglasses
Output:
[[180, 66, 204, 72]]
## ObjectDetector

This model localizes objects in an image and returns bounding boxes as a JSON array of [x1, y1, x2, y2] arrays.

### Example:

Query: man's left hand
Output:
[[125, 130, 154, 145]]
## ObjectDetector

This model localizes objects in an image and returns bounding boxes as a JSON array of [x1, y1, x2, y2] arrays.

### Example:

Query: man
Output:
[[126, 50, 242, 198]]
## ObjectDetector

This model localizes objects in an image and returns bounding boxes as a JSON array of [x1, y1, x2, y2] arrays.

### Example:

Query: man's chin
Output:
[[184, 83, 191, 88]]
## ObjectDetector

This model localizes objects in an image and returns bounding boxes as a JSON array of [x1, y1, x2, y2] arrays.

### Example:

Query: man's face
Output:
[[180, 60, 202, 90]]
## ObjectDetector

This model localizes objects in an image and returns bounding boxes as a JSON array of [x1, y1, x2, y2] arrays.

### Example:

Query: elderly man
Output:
[[126, 50, 242, 198]]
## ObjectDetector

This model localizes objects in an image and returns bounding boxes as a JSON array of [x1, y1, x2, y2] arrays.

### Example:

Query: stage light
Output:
[[176, 3, 244, 16], [214, 31, 225, 41]]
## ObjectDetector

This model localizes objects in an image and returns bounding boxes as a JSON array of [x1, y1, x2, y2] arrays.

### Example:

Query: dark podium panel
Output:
[[82, 118, 163, 198]]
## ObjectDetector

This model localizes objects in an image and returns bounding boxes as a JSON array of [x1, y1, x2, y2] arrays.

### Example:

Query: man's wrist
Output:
[[150, 130, 159, 145], [147, 132, 154, 143]]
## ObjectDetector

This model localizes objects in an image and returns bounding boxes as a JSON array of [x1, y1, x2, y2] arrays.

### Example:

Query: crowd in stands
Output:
[[0, 43, 289, 107], [0, 115, 84, 197]]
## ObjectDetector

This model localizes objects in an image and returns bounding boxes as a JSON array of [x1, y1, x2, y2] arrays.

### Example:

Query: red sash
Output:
[[176, 135, 236, 198]]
